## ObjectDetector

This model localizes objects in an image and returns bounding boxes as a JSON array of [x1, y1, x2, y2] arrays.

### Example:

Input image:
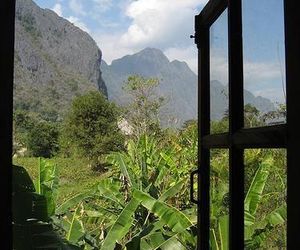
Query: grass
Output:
[[13, 156, 110, 204]]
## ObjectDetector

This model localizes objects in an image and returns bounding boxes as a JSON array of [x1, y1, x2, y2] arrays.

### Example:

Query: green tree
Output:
[[244, 104, 263, 127], [123, 75, 165, 138], [61, 91, 124, 170], [26, 121, 59, 158]]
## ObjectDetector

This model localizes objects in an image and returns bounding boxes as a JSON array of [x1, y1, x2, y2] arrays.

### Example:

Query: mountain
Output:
[[102, 48, 198, 126], [101, 48, 275, 124], [14, 0, 107, 121]]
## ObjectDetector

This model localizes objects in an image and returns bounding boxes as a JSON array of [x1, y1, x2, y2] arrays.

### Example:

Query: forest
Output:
[[13, 75, 287, 249]]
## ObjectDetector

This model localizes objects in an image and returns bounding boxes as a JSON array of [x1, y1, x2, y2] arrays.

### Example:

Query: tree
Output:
[[61, 91, 124, 170], [122, 75, 165, 138], [26, 121, 59, 157], [244, 104, 263, 127]]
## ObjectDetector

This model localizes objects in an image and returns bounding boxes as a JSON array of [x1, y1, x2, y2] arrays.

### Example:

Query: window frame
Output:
[[193, 0, 300, 249]]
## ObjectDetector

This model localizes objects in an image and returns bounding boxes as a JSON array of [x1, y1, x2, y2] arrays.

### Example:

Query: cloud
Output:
[[93, 33, 134, 64], [95, 0, 208, 70], [67, 16, 90, 33], [69, 0, 86, 16], [119, 0, 207, 49], [209, 51, 285, 102], [52, 3, 63, 16]]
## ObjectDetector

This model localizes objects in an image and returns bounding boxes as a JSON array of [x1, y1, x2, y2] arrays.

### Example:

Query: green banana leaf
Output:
[[64, 205, 85, 244], [107, 152, 138, 189], [35, 158, 59, 217], [56, 191, 94, 214], [159, 180, 184, 202], [245, 158, 272, 215], [210, 229, 219, 250], [101, 198, 140, 250], [266, 205, 287, 226], [218, 215, 229, 250], [133, 189, 193, 233], [97, 179, 125, 206]]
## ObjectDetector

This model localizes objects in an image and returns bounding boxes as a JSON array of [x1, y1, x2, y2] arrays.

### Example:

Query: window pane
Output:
[[210, 149, 229, 249], [242, 0, 286, 128], [210, 9, 229, 134], [244, 149, 287, 249]]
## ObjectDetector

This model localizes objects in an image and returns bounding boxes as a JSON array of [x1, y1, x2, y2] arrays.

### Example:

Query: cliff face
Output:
[[14, 0, 107, 120]]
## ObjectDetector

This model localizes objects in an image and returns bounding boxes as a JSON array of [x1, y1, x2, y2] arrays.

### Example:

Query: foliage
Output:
[[12, 164, 79, 249], [27, 121, 60, 157], [42, 134, 197, 248], [13, 109, 60, 157], [60, 90, 125, 169], [123, 75, 165, 138], [209, 149, 287, 250]]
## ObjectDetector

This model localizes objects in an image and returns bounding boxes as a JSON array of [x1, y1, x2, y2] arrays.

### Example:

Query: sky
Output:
[[33, 0, 286, 104]]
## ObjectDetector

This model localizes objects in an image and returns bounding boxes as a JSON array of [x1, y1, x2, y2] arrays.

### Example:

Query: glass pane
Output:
[[244, 149, 287, 249], [210, 149, 229, 249], [210, 9, 229, 134], [242, 0, 286, 128]]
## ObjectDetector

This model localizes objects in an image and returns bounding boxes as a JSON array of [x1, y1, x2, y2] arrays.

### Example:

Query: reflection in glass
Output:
[[210, 9, 229, 134], [242, 0, 286, 128], [244, 149, 287, 249]]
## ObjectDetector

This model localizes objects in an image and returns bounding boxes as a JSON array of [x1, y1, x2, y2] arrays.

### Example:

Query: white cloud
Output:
[[93, 33, 134, 64], [244, 61, 283, 85], [120, 0, 207, 49], [67, 16, 90, 33], [52, 3, 63, 16], [209, 51, 285, 102], [95, 0, 207, 69], [69, 0, 86, 16]]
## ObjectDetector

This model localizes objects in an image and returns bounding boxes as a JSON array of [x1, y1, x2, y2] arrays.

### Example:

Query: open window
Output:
[[191, 0, 300, 249]]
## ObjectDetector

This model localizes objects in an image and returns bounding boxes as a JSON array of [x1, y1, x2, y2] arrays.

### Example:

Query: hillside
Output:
[[14, 0, 107, 121]]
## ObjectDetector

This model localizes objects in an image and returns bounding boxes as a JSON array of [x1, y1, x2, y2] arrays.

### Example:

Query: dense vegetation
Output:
[[13, 75, 286, 249]]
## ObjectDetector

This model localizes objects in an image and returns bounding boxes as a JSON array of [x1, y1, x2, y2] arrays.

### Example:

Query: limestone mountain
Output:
[[14, 0, 107, 121], [101, 48, 275, 125]]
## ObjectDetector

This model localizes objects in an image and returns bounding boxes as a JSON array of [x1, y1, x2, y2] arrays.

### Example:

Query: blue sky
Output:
[[33, 0, 286, 103]]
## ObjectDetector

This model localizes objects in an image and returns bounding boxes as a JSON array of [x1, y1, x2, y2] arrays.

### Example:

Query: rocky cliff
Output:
[[14, 0, 107, 121]]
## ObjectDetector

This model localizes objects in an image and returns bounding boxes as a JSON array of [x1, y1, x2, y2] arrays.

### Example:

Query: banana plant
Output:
[[35, 158, 59, 217], [12, 164, 80, 249], [98, 135, 196, 249], [210, 157, 286, 250]]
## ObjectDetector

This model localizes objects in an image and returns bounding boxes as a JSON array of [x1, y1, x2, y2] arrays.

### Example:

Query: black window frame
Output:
[[1, 0, 299, 248], [192, 0, 300, 249]]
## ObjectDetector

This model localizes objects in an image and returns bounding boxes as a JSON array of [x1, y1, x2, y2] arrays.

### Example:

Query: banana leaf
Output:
[[159, 180, 184, 202], [210, 229, 219, 250], [133, 189, 193, 233], [56, 191, 94, 214], [218, 215, 229, 250], [64, 206, 85, 244], [107, 152, 138, 189], [35, 158, 59, 217], [101, 198, 140, 250], [244, 158, 272, 215], [266, 205, 286, 226]]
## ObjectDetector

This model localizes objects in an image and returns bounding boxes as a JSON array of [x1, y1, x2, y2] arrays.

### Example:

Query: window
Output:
[[191, 0, 300, 249]]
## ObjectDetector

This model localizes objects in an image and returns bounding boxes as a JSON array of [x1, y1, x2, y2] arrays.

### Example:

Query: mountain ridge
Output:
[[101, 47, 275, 124]]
